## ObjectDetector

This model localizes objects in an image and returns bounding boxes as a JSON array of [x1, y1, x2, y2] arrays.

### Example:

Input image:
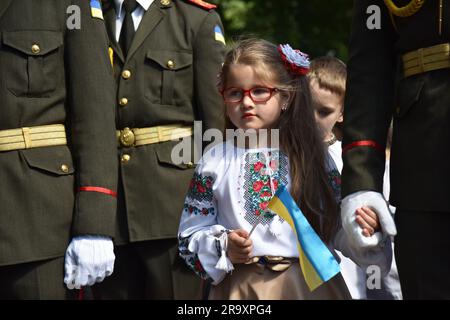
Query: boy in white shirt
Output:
[[308, 57, 402, 300]]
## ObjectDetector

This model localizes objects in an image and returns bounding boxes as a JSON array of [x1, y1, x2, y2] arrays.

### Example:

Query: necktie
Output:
[[119, 0, 139, 56]]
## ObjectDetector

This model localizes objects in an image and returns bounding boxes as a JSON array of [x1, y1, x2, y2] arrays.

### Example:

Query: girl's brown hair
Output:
[[218, 39, 338, 242]]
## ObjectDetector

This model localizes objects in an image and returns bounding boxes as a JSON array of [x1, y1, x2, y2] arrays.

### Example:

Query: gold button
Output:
[[121, 154, 131, 163], [61, 164, 69, 173], [122, 70, 131, 79], [119, 127, 135, 147], [186, 161, 194, 169], [160, 0, 171, 6], [119, 97, 128, 106], [31, 44, 40, 54], [166, 60, 175, 69]]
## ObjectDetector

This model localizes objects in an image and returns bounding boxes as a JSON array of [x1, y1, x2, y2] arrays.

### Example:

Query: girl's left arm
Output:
[[178, 160, 233, 285]]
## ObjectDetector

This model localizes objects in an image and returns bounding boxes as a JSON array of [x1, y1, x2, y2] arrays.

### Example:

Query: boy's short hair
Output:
[[308, 56, 347, 101]]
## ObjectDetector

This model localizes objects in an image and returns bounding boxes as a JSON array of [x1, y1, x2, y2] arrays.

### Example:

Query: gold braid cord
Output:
[[384, 0, 426, 17]]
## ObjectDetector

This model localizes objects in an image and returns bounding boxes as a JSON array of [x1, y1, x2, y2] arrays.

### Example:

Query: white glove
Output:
[[64, 235, 115, 290], [341, 191, 397, 248]]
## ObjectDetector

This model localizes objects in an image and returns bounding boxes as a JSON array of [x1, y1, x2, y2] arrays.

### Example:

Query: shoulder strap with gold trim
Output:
[[383, 0, 425, 18]]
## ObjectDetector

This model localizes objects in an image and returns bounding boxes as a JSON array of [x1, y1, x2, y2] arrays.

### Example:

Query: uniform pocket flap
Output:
[[155, 140, 194, 170], [394, 76, 425, 118], [146, 50, 193, 70], [3, 30, 63, 56], [21, 147, 74, 176]]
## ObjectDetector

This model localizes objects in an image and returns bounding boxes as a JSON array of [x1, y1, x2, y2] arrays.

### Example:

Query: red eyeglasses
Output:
[[221, 87, 280, 103]]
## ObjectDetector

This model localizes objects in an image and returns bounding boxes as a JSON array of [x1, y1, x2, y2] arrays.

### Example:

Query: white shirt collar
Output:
[[114, 0, 153, 18]]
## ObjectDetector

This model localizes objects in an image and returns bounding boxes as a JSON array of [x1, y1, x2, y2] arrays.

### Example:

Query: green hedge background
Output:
[[212, 0, 353, 61]]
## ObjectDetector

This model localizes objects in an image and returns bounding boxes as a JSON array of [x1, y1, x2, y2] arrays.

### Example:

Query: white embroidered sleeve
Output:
[[178, 166, 233, 285]]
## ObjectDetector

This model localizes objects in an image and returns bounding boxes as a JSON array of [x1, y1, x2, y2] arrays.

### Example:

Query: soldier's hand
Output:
[[64, 235, 115, 290], [341, 191, 396, 248], [227, 229, 253, 264]]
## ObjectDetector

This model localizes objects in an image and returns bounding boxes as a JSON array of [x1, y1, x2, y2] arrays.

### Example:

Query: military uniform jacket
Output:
[[102, 0, 226, 243], [0, 0, 118, 266], [342, 0, 450, 211]]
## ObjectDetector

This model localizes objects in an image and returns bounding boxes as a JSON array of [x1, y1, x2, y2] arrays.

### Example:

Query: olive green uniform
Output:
[[342, 0, 450, 299], [0, 0, 117, 299], [93, 0, 226, 299]]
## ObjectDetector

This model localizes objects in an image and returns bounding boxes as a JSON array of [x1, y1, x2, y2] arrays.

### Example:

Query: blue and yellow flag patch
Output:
[[90, 0, 104, 20], [214, 25, 225, 45]]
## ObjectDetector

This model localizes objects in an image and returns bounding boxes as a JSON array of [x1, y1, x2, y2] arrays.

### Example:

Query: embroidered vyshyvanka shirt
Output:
[[178, 141, 392, 285]]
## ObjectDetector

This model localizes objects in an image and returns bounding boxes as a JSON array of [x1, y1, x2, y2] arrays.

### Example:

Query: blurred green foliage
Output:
[[211, 0, 353, 61]]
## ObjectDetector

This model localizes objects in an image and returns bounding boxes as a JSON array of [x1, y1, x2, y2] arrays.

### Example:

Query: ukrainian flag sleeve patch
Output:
[[90, 0, 104, 20], [214, 25, 226, 45]]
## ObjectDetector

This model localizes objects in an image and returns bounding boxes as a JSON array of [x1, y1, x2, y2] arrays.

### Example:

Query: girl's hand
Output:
[[227, 229, 253, 263], [355, 206, 381, 237]]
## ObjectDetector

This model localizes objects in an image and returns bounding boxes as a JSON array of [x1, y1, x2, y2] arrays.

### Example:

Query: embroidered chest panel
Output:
[[241, 151, 288, 226]]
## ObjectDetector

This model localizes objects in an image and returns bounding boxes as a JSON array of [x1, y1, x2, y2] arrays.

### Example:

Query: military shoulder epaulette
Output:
[[185, 0, 217, 10], [383, 0, 425, 17]]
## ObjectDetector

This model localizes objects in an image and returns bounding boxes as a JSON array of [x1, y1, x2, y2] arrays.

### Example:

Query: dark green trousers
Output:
[[395, 209, 450, 299], [92, 239, 202, 299], [0, 257, 76, 300]]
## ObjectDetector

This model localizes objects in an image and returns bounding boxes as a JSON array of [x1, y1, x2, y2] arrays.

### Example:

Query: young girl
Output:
[[178, 39, 391, 300]]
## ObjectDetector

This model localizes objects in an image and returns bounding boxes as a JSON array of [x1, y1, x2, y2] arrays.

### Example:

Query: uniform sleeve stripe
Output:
[[78, 186, 117, 198], [342, 140, 385, 154]]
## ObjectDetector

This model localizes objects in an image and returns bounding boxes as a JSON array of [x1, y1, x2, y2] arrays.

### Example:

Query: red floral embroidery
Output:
[[197, 182, 206, 193], [254, 162, 264, 172], [259, 201, 269, 210], [253, 181, 264, 192], [261, 191, 272, 198], [184, 204, 215, 216], [187, 173, 214, 202], [244, 151, 288, 226]]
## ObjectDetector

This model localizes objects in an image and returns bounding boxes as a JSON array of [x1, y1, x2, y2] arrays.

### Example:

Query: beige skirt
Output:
[[209, 258, 351, 300]]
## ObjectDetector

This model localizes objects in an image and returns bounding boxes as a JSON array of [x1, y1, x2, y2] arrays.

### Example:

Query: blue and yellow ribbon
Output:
[[268, 185, 340, 291]]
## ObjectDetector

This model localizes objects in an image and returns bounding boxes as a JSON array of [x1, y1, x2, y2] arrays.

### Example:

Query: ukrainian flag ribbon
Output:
[[268, 185, 340, 291]]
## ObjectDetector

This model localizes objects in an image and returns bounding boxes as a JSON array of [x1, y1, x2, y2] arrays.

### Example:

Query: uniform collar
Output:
[[114, 0, 154, 18]]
